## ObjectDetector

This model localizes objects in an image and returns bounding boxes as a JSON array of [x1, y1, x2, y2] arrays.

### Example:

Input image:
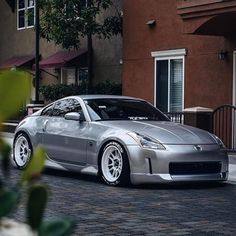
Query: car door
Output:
[[42, 98, 88, 165]]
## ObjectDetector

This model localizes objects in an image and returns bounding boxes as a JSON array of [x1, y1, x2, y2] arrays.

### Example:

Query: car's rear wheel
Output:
[[13, 133, 32, 169], [100, 141, 130, 186]]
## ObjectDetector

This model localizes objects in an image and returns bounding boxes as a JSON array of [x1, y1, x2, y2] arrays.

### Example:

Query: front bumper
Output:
[[126, 144, 229, 185]]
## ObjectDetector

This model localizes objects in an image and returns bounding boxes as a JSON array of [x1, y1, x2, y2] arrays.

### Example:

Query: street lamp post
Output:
[[35, 0, 40, 104], [87, 0, 93, 93]]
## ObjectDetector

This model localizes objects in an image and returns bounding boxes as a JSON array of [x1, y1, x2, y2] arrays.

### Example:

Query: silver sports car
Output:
[[13, 95, 228, 186]]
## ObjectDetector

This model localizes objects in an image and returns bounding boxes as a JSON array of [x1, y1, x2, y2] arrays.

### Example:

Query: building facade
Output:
[[123, 0, 236, 112], [0, 0, 123, 102]]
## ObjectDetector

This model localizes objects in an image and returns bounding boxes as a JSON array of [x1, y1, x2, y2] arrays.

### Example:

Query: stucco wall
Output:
[[0, 0, 122, 89], [123, 0, 234, 109]]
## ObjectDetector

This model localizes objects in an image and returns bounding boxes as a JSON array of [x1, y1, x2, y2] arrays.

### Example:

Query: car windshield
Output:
[[85, 98, 169, 121]]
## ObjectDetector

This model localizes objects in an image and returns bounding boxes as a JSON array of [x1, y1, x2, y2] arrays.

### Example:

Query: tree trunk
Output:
[[87, 33, 93, 93]]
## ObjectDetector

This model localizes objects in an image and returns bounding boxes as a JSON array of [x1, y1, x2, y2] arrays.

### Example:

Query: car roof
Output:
[[67, 95, 145, 101]]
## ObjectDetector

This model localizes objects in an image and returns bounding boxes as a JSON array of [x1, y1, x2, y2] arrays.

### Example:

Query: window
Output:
[[41, 104, 54, 116], [152, 49, 186, 113], [52, 100, 69, 117], [61, 68, 76, 85], [61, 67, 88, 85], [67, 99, 82, 113], [85, 99, 169, 121], [17, 0, 35, 30], [52, 99, 82, 117]]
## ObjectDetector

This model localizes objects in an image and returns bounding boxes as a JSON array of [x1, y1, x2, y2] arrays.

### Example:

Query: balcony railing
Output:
[[165, 112, 185, 124]]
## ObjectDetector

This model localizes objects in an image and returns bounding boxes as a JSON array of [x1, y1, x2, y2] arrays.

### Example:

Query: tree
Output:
[[38, 0, 122, 91]]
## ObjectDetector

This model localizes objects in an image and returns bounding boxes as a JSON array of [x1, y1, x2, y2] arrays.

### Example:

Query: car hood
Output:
[[100, 120, 217, 145]]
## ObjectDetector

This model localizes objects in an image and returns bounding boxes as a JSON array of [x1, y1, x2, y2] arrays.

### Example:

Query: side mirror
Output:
[[65, 112, 85, 122]]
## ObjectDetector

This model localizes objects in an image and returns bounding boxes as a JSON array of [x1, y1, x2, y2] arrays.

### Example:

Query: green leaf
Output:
[[39, 218, 76, 236], [0, 138, 12, 177], [27, 184, 48, 230], [0, 70, 31, 122], [0, 188, 19, 218], [21, 147, 46, 184]]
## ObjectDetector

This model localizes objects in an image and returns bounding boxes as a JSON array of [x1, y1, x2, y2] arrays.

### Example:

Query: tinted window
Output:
[[52, 99, 82, 117], [85, 99, 169, 121], [67, 99, 82, 113], [41, 104, 53, 116], [156, 58, 184, 112]]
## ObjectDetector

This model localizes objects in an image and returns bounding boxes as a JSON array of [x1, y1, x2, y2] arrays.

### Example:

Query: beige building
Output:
[[0, 0, 122, 102]]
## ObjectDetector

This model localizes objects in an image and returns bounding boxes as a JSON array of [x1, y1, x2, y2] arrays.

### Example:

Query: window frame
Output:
[[41, 103, 54, 117], [152, 49, 186, 112], [17, 0, 35, 30], [60, 67, 88, 85]]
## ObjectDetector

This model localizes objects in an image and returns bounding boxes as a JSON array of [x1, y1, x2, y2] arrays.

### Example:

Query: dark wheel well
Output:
[[14, 131, 30, 143]]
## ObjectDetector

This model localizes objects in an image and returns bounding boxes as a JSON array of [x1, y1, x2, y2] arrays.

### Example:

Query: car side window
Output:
[[68, 99, 82, 113], [52, 99, 69, 117], [52, 99, 82, 117], [41, 104, 53, 116]]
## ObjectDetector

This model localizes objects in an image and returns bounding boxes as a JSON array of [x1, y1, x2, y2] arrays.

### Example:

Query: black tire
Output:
[[99, 141, 130, 186], [13, 133, 33, 169]]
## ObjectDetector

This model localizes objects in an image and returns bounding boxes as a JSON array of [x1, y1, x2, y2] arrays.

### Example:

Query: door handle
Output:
[[42, 120, 49, 132]]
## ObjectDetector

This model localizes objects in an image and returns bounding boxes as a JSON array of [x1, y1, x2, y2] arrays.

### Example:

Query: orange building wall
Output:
[[123, 0, 234, 109]]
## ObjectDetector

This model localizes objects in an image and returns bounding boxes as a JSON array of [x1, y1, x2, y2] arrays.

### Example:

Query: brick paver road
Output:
[[5, 167, 236, 236]]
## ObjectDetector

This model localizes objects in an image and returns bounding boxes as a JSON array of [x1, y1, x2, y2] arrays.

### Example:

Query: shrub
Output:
[[93, 80, 122, 95], [40, 80, 122, 102]]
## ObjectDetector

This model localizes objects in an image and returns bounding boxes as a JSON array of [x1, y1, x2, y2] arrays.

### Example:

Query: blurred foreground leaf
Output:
[[0, 188, 19, 218], [21, 147, 46, 184], [39, 218, 75, 236], [0, 70, 31, 122], [27, 184, 48, 230]]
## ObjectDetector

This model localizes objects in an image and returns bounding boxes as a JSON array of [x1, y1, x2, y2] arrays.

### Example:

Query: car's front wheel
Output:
[[13, 133, 32, 169], [100, 141, 130, 186]]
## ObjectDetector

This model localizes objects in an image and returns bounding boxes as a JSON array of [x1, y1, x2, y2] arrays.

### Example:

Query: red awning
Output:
[[0, 55, 35, 69], [39, 49, 87, 69]]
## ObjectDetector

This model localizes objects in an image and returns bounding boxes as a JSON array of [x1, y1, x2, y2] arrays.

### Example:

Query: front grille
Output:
[[169, 162, 222, 175]]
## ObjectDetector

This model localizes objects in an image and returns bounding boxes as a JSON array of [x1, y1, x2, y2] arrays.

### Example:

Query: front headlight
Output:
[[128, 132, 165, 150], [213, 135, 225, 149]]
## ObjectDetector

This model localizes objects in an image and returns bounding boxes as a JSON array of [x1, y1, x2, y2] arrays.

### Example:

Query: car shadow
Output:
[[10, 165, 231, 190], [43, 168, 101, 184], [130, 181, 229, 190], [43, 167, 230, 190]]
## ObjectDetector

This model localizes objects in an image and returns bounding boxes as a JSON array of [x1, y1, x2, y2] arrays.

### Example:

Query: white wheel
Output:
[[100, 141, 130, 186], [13, 134, 32, 169]]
